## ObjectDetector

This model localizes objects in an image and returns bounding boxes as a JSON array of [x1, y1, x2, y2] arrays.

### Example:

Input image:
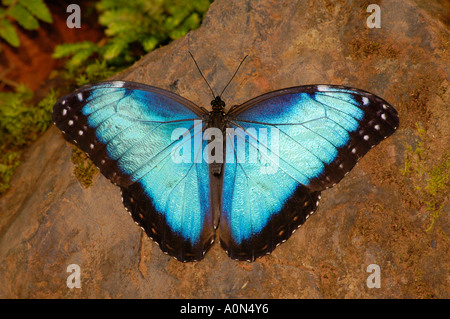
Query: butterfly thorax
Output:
[[208, 96, 227, 176], [209, 96, 227, 128]]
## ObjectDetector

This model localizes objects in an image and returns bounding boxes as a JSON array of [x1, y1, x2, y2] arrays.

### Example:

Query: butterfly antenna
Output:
[[189, 51, 216, 99], [219, 55, 248, 98]]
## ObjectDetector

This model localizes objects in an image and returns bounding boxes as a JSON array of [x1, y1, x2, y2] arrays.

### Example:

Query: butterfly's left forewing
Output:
[[221, 85, 398, 261], [53, 81, 215, 261]]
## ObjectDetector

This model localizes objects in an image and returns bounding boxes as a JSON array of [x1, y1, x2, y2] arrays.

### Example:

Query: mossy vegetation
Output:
[[0, 86, 59, 193], [71, 146, 98, 188], [400, 123, 426, 179], [0, 0, 213, 194], [401, 123, 449, 232], [424, 151, 450, 232]]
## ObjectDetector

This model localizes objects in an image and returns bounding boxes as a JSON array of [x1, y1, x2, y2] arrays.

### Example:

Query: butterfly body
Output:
[[53, 80, 398, 262], [206, 96, 227, 176]]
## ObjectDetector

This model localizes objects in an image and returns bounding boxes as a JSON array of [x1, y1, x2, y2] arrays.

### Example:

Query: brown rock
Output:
[[0, 0, 448, 298]]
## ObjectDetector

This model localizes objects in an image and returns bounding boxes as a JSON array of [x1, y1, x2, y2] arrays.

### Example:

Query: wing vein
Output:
[[229, 126, 310, 185], [130, 122, 203, 184]]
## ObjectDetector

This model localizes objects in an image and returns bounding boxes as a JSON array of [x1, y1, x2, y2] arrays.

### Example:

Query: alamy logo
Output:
[[171, 120, 280, 174], [66, 4, 81, 29], [366, 264, 381, 288], [66, 264, 81, 288], [366, 4, 381, 29]]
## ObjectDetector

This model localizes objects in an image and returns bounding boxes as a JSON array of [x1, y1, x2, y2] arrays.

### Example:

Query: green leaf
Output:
[[0, 19, 20, 47], [102, 39, 128, 60], [141, 36, 158, 52], [67, 49, 97, 68], [52, 41, 97, 58], [193, 0, 213, 13], [8, 4, 39, 30], [19, 0, 53, 23]]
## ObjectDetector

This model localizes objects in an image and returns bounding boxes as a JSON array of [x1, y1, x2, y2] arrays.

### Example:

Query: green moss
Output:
[[0, 150, 21, 193], [401, 123, 449, 232], [424, 151, 450, 232], [71, 147, 98, 188], [75, 60, 119, 86], [401, 123, 426, 177], [0, 85, 59, 194]]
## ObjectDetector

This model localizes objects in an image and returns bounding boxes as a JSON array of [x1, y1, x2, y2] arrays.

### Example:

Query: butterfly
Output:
[[53, 58, 399, 262]]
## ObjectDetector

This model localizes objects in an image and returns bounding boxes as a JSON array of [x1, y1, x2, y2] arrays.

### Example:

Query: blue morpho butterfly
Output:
[[53, 53, 399, 262]]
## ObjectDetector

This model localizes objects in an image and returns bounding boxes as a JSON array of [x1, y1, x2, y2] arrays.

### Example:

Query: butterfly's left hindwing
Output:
[[53, 81, 215, 261], [221, 85, 398, 261]]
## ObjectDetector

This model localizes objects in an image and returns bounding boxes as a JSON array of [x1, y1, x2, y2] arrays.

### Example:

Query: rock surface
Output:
[[0, 0, 448, 298]]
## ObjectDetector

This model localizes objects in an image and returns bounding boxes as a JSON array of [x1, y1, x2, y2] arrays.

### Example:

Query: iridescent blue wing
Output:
[[221, 85, 399, 261], [53, 81, 215, 262]]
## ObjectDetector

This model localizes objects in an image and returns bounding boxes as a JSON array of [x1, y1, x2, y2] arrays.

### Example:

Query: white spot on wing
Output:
[[78, 130, 83, 136], [381, 113, 387, 120], [77, 93, 83, 101], [317, 85, 329, 92], [68, 120, 74, 126], [113, 81, 125, 88], [362, 97, 369, 105], [363, 135, 369, 141], [374, 124, 380, 130], [62, 109, 67, 116]]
